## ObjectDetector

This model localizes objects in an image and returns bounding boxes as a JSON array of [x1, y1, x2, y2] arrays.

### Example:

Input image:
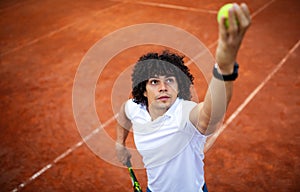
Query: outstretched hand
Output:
[[216, 3, 251, 74]]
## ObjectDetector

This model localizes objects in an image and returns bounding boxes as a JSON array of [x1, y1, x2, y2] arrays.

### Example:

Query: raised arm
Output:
[[190, 3, 251, 135], [115, 102, 132, 165]]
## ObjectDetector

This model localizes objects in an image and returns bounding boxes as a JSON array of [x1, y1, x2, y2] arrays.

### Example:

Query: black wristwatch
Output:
[[213, 62, 239, 81]]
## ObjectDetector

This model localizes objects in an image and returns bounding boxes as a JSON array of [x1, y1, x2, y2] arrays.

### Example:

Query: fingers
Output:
[[219, 17, 228, 40], [219, 3, 251, 40], [232, 3, 251, 33], [221, 3, 251, 35], [227, 6, 239, 36], [241, 3, 251, 21], [120, 152, 131, 165], [215, 3, 251, 68], [116, 144, 132, 165]]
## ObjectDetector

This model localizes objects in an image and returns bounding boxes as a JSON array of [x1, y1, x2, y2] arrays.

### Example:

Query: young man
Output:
[[116, 3, 251, 192]]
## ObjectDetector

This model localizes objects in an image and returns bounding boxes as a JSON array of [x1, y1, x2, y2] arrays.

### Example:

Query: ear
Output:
[[143, 91, 148, 98]]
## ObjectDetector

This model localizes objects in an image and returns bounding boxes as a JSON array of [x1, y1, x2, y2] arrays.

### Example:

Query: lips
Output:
[[157, 95, 170, 100]]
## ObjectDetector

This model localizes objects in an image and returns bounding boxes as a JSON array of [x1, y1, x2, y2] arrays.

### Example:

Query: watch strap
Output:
[[213, 62, 239, 81]]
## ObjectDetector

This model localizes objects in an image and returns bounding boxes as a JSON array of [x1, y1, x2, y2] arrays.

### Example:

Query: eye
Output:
[[165, 77, 175, 84], [149, 79, 159, 85]]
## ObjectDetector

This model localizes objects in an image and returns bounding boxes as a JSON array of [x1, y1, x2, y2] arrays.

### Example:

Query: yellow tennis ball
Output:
[[217, 3, 234, 28]]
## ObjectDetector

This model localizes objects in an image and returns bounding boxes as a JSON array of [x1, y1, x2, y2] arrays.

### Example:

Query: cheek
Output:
[[147, 90, 156, 98], [144, 86, 155, 98], [170, 84, 179, 93]]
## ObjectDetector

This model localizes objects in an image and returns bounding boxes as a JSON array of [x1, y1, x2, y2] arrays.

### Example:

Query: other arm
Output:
[[115, 102, 132, 165]]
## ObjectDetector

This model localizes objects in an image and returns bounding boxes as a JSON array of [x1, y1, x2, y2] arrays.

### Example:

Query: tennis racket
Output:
[[126, 160, 143, 192]]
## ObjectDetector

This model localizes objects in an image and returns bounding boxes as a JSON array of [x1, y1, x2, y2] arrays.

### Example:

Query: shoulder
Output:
[[124, 99, 144, 120], [181, 100, 197, 110], [178, 99, 207, 135], [171, 99, 206, 137], [169, 99, 197, 118], [177, 99, 198, 116], [173, 99, 197, 124]]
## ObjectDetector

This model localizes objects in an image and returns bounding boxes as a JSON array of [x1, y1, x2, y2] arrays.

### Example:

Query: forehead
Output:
[[149, 74, 176, 79]]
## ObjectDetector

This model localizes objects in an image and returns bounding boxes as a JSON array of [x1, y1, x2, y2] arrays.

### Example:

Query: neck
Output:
[[147, 105, 169, 121]]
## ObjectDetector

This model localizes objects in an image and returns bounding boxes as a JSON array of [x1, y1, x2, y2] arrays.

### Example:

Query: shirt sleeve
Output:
[[181, 100, 207, 137], [124, 99, 140, 121]]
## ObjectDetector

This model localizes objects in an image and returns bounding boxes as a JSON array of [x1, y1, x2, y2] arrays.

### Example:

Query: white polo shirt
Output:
[[125, 98, 207, 192]]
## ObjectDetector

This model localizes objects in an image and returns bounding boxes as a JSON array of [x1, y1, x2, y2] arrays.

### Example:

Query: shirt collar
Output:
[[139, 98, 182, 120], [164, 98, 182, 118]]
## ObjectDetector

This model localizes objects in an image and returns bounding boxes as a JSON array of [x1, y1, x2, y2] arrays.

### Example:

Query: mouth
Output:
[[157, 95, 171, 101]]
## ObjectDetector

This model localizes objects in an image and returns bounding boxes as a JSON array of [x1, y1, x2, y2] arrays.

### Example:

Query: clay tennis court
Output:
[[1, 0, 299, 191]]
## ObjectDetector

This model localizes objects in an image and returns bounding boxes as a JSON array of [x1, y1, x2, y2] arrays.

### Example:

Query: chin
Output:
[[157, 101, 173, 109]]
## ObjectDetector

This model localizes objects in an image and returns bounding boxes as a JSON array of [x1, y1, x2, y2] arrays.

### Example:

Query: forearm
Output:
[[116, 102, 132, 145], [116, 124, 130, 145], [199, 75, 233, 134], [116, 123, 132, 165]]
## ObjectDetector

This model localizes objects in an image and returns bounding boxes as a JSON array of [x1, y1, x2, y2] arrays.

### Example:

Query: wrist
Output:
[[218, 64, 235, 74], [115, 142, 125, 147], [213, 62, 239, 81]]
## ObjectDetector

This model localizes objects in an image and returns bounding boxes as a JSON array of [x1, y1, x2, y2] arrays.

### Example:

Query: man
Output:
[[116, 3, 251, 192]]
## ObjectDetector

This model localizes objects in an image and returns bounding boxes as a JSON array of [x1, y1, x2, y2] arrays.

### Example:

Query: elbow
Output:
[[199, 109, 224, 135]]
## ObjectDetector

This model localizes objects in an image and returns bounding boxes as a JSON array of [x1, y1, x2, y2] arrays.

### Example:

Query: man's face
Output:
[[144, 75, 179, 111]]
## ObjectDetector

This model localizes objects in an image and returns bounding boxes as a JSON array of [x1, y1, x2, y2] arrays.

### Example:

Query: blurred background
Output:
[[0, 0, 299, 191]]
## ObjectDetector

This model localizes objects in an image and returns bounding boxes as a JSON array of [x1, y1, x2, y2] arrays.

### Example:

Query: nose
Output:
[[159, 81, 167, 92]]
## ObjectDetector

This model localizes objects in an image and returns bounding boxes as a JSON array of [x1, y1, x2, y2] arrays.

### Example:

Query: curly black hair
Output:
[[131, 50, 194, 106]]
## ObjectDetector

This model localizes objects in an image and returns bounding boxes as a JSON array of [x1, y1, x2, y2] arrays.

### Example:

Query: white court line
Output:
[[11, 0, 277, 191], [251, 0, 276, 18], [205, 40, 300, 152], [0, 3, 122, 57], [1, 23, 76, 57], [129, 1, 217, 14], [11, 115, 118, 192], [110, 0, 217, 13]]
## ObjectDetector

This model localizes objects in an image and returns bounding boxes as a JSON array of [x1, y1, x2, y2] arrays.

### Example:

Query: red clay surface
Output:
[[1, 0, 299, 191]]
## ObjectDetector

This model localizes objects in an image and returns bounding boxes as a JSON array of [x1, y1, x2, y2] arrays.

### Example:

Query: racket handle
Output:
[[126, 160, 143, 192]]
